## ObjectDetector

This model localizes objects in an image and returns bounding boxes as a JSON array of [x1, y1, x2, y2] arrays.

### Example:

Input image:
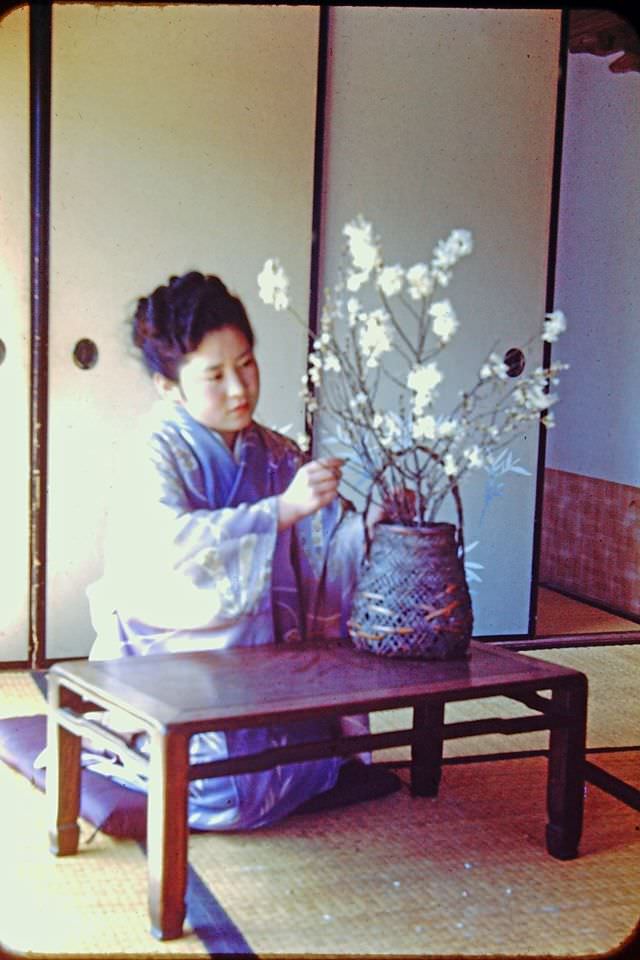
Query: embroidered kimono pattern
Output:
[[86, 402, 366, 831]]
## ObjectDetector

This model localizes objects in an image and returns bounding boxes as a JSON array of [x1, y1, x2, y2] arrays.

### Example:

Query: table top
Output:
[[49, 639, 584, 734]]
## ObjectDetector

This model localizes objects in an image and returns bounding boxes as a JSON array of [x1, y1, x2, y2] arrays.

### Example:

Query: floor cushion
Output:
[[0, 714, 148, 839], [0, 713, 402, 840]]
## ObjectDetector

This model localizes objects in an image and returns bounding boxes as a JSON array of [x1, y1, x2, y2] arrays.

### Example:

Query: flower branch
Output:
[[258, 217, 568, 529]]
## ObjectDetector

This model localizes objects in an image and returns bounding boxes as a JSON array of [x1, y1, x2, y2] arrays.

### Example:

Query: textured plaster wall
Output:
[[547, 52, 640, 486]]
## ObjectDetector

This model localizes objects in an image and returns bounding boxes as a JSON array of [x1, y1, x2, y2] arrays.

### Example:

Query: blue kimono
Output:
[[86, 402, 367, 830]]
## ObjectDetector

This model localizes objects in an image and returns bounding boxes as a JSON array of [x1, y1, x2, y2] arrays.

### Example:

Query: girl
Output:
[[86, 270, 377, 830]]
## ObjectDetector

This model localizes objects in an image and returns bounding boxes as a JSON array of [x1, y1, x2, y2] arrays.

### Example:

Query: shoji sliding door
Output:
[[29, 4, 563, 659], [0, 5, 30, 663], [319, 7, 562, 636], [46, 4, 319, 658]]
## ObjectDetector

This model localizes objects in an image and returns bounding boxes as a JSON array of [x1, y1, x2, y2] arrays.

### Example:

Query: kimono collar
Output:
[[170, 403, 263, 508]]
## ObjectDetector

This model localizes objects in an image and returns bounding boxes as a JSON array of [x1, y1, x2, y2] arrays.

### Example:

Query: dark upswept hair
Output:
[[132, 271, 255, 381]]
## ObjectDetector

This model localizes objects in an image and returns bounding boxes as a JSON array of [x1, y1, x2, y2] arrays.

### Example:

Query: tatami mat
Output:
[[188, 753, 639, 958], [0, 645, 638, 958], [371, 644, 640, 765], [0, 667, 45, 718]]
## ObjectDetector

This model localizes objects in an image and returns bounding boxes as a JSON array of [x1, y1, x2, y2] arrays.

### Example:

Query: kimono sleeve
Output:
[[102, 431, 280, 630], [293, 498, 365, 640]]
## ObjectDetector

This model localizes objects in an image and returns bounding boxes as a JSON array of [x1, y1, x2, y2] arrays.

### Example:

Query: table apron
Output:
[[50, 681, 581, 784], [188, 713, 570, 779], [53, 706, 150, 778]]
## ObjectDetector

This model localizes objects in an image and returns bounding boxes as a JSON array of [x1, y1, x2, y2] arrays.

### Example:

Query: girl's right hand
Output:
[[277, 458, 344, 530]]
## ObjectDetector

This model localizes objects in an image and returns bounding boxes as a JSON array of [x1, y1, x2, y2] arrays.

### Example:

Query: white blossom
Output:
[[437, 418, 459, 439], [413, 413, 437, 441], [319, 307, 332, 332], [296, 432, 310, 452], [449, 229, 473, 257], [514, 382, 557, 412], [541, 411, 556, 429], [480, 352, 509, 381], [407, 362, 443, 412], [443, 453, 458, 476], [308, 353, 322, 385], [347, 272, 367, 292], [343, 217, 377, 271], [377, 264, 404, 298], [323, 352, 341, 372], [542, 310, 567, 343], [372, 412, 402, 448], [346, 297, 361, 328], [431, 229, 473, 286], [343, 216, 378, 291], [464, 445, 484, 468], [359, 309, 392, 367], [257, 258, 290, 311], [407, 362, 443, 395], [406, 263, 434, 300], [428, 299, 459, 343]]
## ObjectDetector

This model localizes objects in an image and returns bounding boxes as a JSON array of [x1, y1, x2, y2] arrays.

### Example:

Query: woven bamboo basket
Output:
[[348, 520, 473, 660]]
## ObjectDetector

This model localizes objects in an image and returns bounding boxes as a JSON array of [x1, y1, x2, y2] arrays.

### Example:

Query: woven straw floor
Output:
[[0, 645, 638, 959]]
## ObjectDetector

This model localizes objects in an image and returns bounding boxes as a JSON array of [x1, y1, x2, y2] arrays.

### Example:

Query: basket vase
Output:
[[348, 522, 473, 660]]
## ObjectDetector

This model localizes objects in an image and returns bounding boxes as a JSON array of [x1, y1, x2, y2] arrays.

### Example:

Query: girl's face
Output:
[[157, 326, 260, 447]]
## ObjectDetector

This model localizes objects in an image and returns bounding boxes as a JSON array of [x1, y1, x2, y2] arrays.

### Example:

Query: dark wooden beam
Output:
[[29, 0, 52, 667]]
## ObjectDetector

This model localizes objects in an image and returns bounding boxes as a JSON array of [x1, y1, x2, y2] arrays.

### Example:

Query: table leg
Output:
[[147, 730, 190, 940], [545, 674, 588, 860], [47, 678, 81, 856], [411, 702, 445, 797]]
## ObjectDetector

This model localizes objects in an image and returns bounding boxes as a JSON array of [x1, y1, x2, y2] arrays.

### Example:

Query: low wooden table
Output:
[[46, 639, 587, 940]]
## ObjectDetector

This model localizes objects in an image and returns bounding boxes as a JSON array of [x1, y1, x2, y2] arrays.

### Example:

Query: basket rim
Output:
[[374, 521, 457, 536]]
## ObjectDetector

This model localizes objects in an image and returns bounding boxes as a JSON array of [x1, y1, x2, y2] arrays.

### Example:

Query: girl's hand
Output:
[[278, 458, 344, 530]]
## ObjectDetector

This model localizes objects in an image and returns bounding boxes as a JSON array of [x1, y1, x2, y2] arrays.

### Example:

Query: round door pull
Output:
[[73, 338, 99, 370], [504, 347, 525, 378]]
